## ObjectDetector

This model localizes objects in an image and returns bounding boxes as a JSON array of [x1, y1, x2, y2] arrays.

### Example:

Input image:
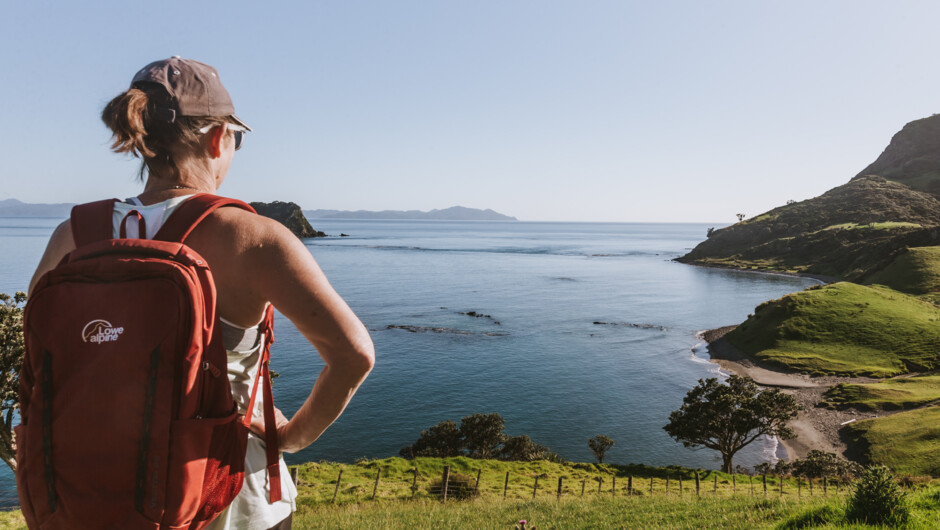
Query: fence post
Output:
[[504, 471, 510, 499], [332, 468, 343, 504], [823, 477, 827, 496], [732, 474, 736, 494], [750, 475, 754, 496], [713, 474, 717, 494], [763, 474, 767, 496], [290, 466, 299, 485], [442, 465, 451, 502], [666, 477, 670, 495], [612, 476, 616, 497], [695, 471, 700, 496], [581, 479, 586, 497], [557, 477, 563, 499], [533, 476, 539, 500], [779, 476, 783, 496], [372, 468, 381, 500], [411, 468, 418, 499], [809, 477, 813, 496], [679, 475, 683, 497], [597, 477, 602, 495], [628, 476, 633, 495], [650, 476, 654, 496], [797, 477, 801, 498], [475, 469, 482, 494]]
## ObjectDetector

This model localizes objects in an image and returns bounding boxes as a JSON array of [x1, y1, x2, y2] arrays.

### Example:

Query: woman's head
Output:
[[101, 57, 249, 183]]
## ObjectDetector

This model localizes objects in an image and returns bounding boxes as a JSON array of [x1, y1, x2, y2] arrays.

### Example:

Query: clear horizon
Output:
[[3, 1, 939, 223]]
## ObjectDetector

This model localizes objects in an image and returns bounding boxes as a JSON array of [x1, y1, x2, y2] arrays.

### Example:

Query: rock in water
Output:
[[249, 201, 326, 238]]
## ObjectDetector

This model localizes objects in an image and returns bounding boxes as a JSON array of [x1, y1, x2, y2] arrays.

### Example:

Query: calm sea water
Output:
[[0, 217, 818, 506]]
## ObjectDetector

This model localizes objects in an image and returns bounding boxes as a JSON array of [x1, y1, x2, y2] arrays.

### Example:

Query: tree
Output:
[[460, 412, 506, 459], [401, 419, 463, 458], [587, 435, 615, 463], [663, 375, 800, 473], [791, 450, 862, 479], [499, 435, 548, 462], [0, 292, 26, 472], [736, 213, 746, 222]]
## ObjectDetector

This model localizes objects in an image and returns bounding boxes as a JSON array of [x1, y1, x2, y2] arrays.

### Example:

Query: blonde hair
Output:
[[101, 84, 230, 181]]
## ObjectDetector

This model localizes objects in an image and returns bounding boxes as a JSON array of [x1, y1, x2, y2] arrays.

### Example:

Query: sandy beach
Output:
[[701, 326, 887, 462]]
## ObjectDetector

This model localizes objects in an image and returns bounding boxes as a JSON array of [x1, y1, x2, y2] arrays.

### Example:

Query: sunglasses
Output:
[[199, 123, 246, 151]]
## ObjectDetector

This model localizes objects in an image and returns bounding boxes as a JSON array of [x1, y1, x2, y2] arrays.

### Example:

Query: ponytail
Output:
[[101, 88, 155, 158]]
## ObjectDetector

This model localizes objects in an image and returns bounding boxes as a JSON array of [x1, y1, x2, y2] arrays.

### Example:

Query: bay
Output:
[[0, 217, 818, 506]]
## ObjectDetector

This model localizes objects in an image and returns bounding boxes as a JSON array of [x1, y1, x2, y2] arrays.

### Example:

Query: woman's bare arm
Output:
[[28, 221, 76, 295], [207, 211, 375, 453]]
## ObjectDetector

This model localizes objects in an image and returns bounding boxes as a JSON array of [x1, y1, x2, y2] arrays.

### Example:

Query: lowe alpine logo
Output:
[[82, 320, 125, 344]]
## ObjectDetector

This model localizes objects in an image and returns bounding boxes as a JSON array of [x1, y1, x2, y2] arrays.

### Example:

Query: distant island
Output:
[[1, 199, 517, 223], [0, 199, 73, 218], [304, 206, 517, 221]]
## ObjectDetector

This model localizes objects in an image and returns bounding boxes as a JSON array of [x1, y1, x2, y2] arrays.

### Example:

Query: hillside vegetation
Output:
[[824, 374, 940, 411], [843, 407, 940, 477], [725, 282, 940, 377], [6, 458, 939, 529], [864, 245, 940, 296], [678, 176, 940, 280], [854, 114, 940, 199]]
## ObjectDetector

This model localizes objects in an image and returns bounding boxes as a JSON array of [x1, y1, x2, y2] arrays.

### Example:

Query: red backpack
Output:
[[17, 194, 281, 529]]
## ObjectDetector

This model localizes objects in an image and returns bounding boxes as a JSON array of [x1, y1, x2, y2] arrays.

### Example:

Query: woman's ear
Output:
[[207, 125, 226, 159]]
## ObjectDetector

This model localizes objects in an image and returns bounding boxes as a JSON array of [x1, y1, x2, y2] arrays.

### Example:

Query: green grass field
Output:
[[843, 407, 940, 477], [726, 282, 940, 376], [825, 374, 940, 411], [4, 459, 938, 529], [865, 246, 940, 295]]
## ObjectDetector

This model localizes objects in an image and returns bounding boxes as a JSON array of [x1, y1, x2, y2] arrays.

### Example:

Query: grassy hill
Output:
[[678, 176, 940, 280], [724, 282, 940, 377], [824, 373, 940, 411], [864, 246, 940, 297], [843, 407, 940, 477], [5, 458, 939, 529], [678, 114, 940, 280], [854, 114, 940, 199]]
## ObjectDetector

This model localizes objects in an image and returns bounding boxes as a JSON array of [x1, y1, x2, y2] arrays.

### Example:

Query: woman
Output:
[[28, 57, 375, 529]]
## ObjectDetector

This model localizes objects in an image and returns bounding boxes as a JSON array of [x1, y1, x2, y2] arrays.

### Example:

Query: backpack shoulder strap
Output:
[[70, 199, 120, 247], [153, 193, 256, 243]]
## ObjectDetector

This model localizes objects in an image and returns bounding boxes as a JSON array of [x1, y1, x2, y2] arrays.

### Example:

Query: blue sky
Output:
[[3, 1, 939, 222]]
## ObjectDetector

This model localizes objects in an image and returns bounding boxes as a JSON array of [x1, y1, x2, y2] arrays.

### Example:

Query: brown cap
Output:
[[131, 56, 251, 131]]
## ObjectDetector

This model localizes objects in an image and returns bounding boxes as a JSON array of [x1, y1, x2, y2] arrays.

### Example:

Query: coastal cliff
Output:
[[250, 201, 326, 238], [684, 115, 940, 476]]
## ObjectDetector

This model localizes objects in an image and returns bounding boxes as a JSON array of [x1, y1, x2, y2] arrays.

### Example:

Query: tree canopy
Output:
[[663, 375, 800, 473], [400, 412, 549, 462], [0, 292, 26, 472], [587, 435, 614, 463]]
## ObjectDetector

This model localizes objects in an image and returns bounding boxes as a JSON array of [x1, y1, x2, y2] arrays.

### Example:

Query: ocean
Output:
[[0, 217, 818, 506]]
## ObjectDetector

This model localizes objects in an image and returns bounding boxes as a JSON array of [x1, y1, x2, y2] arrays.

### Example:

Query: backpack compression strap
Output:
[[241, 305, 283, 503], [153, 193, 256, 243], [70, 199, 120, 247]]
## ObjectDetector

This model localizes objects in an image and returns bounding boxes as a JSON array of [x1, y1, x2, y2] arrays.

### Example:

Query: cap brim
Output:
[[229, 114, 252, 132]]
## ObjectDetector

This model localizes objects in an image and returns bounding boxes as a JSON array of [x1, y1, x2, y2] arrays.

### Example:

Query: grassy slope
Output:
[[725, 282, 940, 377], [865, 246, 940, 295], [825, 374, 940, 411], [843, 407, 940, 477], [3, 459, 938, 528]]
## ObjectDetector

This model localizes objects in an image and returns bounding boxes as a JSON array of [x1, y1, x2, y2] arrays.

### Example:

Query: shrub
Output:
[[846, 465, 910, 527], [429, 472, 479, 500], [779, 505, 844, 529]]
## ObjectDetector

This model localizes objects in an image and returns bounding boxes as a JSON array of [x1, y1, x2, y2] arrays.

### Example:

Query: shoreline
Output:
[[698, 326, 883, 463], [674, 259, 840, 285]]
